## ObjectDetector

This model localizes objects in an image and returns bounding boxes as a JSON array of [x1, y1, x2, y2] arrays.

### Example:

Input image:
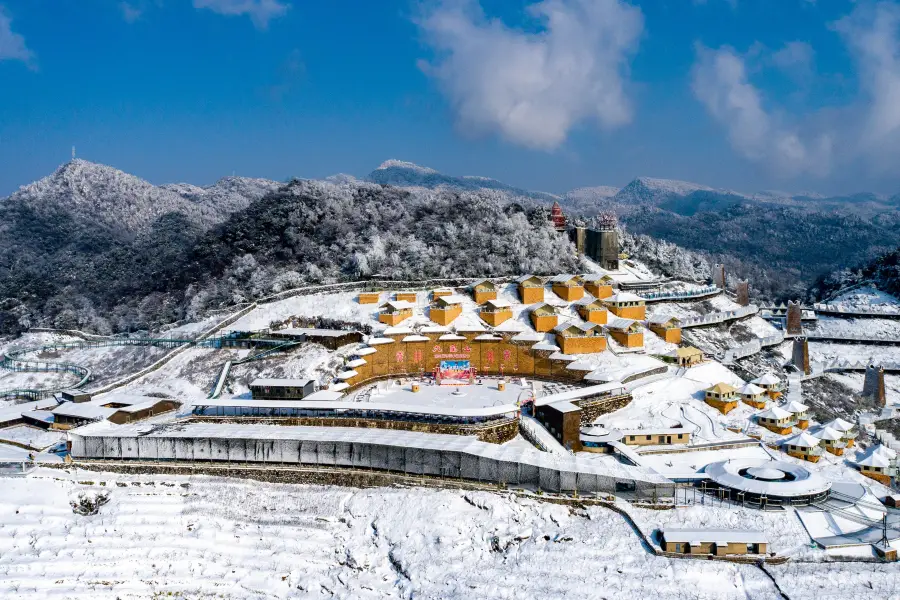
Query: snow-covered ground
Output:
[[349, 378, 535, 409], [0, 426, 64, 450], [828, 286, 900, 314], [1, 470, 896, 599], [812, 316, 900, 339]]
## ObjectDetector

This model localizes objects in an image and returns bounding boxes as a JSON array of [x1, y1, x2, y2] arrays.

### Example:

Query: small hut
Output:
[[553, 321, 607, 354], [756, 405, 795, 435], [704, 383, 738, 414], [605, 317, 643, 348], [582, 274, 614, 299], [470, 280, 498, 304], [430, 295, 465, 326], [378, 300, 414, 326], [480, 298, 513, 326], [550, 274, 585, 302], [516, 275, 544, 304], [576, 297, 608, 324], [738, 383, 768, 409], [603, 292, 646, 320], [782, 432, 824, 463], [529, 303, 559, 332], [647, 314, 682, 344]]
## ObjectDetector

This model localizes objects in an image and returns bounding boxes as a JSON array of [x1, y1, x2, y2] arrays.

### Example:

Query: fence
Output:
[[680, 305, 758, 329], [721, 331, 785, 363], [641, 286, 720, 302]]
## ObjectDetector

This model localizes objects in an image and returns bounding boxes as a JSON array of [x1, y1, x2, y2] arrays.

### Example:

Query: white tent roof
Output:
[[757, 406, 792, 420], [856, 453, 891, 468], [751, 374, 780, 386], [814, 426, 843, 441], [872, 444, 898, 460], [783, 432, 821, 448], [738, 383, 766, 396], [782, 400, 808, 414], [824, 418, 854, 433]]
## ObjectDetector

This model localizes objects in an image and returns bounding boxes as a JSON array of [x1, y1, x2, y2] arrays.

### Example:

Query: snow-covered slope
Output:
[[162, 175, 281, 216], [367, 159, 561, 203]]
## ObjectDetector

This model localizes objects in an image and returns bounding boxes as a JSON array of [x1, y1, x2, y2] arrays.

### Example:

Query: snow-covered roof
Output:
[[516, 274, 541, 284], [856, 453, 891, 468], [533, 382, 626, 406], [580, 273, 612, 283], [434, 294, 467, 306], [474, 334, 502, 341], [647, 313, 679, 326], [549, 274, 578, 283], [511, 331, 545, 342], [330, 382, 351, 392], [751, 374, 780, 386], [346, 358, 367, 368], [706, 382, 736, 394], [606, 317, 637, 331], [547, 352, 576, 361], [336, 370, 359, 380], [438, 333, 466, 341], [546, 400, 581, 413], [783, 432, 821, 448], [782, 400, 808, 414], [565, 360, 596, 371], [605, 292, 645, 303], [402, 335, 430, 343], [356, 347, 378, 356], [531, 342, 560, 352], [420, 325, 450, 333], [470, 279, 496, 289], [483, 298, 512, 309], [192, 399, 519, 419], [824, 418, 854, 433], [383, 326, 414, 335], [872, 444, 898, 460], [381, 300, 415, 311], [251, 378, 314, 387], [530, 302, 557, 314], [738, 383, 766, 396], [367, 337, 395, 345], [705, 458, 830, 497], [757, 406, 792, 420], [51, 403, 115, 420], [114, 399, 177, 414], [0, 398, 60, 424], [660, 529, 767, 545], [814, 426, 843, 442], [303, 390, 345, 401]]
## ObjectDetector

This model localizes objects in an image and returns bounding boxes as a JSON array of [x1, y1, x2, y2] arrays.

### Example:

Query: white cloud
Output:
[[119, 2, 143, 24], [691, 44, 833, 177], [771, 41, 814, 79], [416, 0, 643, 150], [193, 0, 289, 29], [0, 6, 34, 68], [832, 2, 900, 155]]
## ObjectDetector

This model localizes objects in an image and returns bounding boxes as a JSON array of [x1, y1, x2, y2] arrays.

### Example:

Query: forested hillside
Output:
[[808, 248, 900, 302]]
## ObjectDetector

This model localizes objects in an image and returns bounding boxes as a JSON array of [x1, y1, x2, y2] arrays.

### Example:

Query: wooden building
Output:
[[605, 318, 643, 348], [550, 274, 585, 302], [603, 292, 646, 320], [516, 275, 544, 304], [824, 418, 857, 448], [576, 298, 608, 324], [553, 321, 607, 355], [856, 452, 893, 486], [647, 314, 682, 343], [58, 389, 91, 404], [672, 347, 704, 367], [250, 378, 316, 400], [378, 300, 414, 326], [756, 406, 795, 434], [582, 274, 614, 299], [659, 529, 767, 556], [471, 280, 498, 304], [529, 303, 559, 332], [51, 403, 115, 429], [432, 288, 453, 300], [534, 401, 582, 451], [751, 374, 782, 399], [621, 427, 691, 446], [782, 432, 823, 462], [107, 399, 180, 425], [430, 295, 465, 326], [783, 400, 809, 429], [816, 426, 847, 456], [480, 299, 513, 326], [704, 383, 738, 414], [738, 383, 768, 409], [358, 291, 381, 304], [395, 291, 418, 303]]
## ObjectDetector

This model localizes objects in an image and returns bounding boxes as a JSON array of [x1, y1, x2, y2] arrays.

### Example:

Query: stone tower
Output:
[[863, 364, 887, 407], [597, 213, 619, 271], [736, 280, 750, 307], [792, 337, 810, 375], [712, 264, 726, 289], [786, 301, 802, 336]]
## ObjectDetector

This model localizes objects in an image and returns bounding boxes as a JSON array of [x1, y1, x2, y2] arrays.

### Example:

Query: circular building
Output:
[[704, 458, 831, 508]]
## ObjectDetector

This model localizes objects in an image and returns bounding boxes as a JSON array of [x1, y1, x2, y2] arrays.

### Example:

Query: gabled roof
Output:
[[783, 431, 821, 448], [51, 403, 115, 420], [757, 406, 792, 420], [471, 279, 496, 290], [576, 297, 605, 309], [380, 300, 415, 311], [606, 317, 638, 332], [434, 294, 468, 307], [706, 382, 736, 394], [647, 313, 680, 326], [483, 298, 512, 310], [605, 292, 645, 303], [530, 302, 557, 315], [516, 274, 542, 285], [581, 273, 613, 283], [872, 444, 898, 460], [549, 274, 579, 284], [738, 383, 766, 396], [751, 373, 781, 386], [660, 529, 767, 545]]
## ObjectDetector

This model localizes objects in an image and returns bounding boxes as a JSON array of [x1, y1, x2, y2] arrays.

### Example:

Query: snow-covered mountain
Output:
[[3, 159, 280, 232], [366, 159, 561, 203]]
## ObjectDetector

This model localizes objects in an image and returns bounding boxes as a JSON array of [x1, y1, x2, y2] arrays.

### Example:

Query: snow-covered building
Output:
[[756, 406, 794, 435], [550, 274, 585, 302], [394, 291, 417, 303], [358, 291, 381, 304], [704, 382, 738, 414], [671, 346, 704, 367], [605, 317, 643, 348], [250, 378, 317, 401], [431, 287, 453, 300], [782, 400, 810, 429], [516, 275, 544, 304], [479, 298, 513, 327], [553, 321, 606, 355], [815, 426, 848, 456], [470, 280, 497, 305], [378, 300, 414, 326], [575, 297, 608, 325], [751, 373, 783, 399], [855, 452, 893, 486], [620, 427, 691, 446], [823, 418, 857, 447], [659, 529, 768, 556], [430, 295, 465, 326], [529, 302, 559, 332], [646, 314, 681, 343], [782, 432, 824, 463], [603, 292, 647, 320], [581, 273, 614, 299], [738, 383, 767, 409]]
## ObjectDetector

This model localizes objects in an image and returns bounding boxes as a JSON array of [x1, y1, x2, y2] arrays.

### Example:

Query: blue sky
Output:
[[1, 0, 898, 197]]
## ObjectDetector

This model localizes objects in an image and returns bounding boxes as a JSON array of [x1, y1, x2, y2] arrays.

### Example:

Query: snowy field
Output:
[[0, 426, 64, 450], [828, 287, 900, 314], [350, 378, 534, 409], [2, 469, 897, 599]]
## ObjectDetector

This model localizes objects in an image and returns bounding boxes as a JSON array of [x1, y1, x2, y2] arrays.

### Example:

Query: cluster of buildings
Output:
[[360, 276, 687, 354]]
